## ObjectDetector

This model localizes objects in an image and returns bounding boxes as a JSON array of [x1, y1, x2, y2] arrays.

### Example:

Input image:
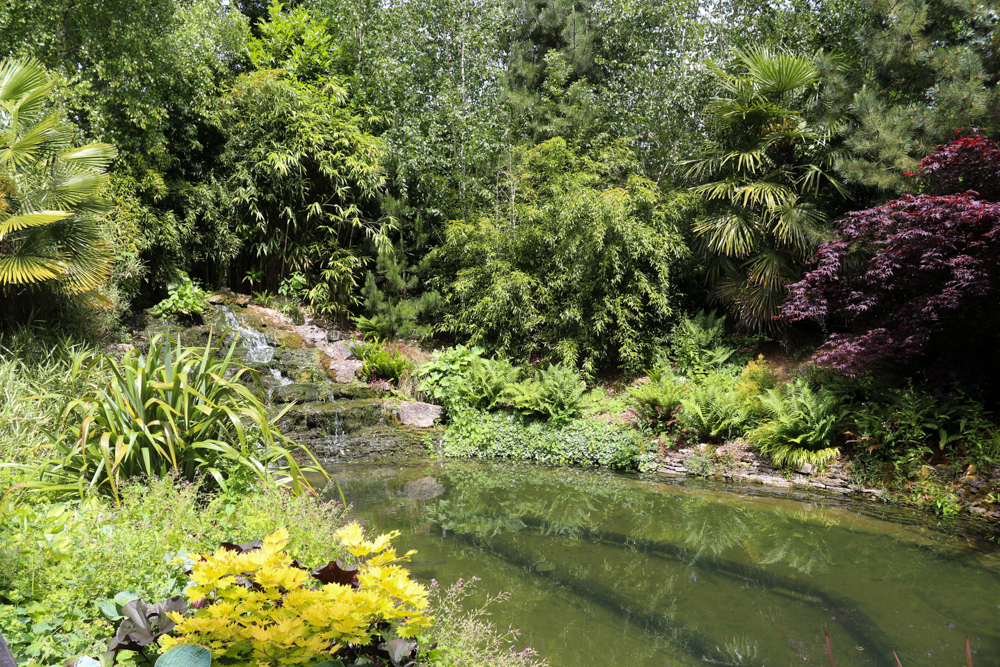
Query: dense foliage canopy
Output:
[[0, 0, 996, 376]]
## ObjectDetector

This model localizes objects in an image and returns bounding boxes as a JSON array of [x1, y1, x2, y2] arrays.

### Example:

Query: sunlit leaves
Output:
[[683, 48, 845, 329], [0, 59, 117, 296], [162, 526, 431, 665], [12, 334, 325, 503], [214, 61, 389, 318], [438, 137, 690, 373]]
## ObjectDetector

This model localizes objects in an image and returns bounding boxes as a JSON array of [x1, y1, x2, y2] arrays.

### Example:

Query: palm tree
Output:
[[0, 58, 117, 300], [682, 48, 846, 330]]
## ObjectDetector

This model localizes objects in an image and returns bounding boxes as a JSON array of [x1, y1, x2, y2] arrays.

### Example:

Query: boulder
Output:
[[393, 401, 444, 428], [330, 341, 355, 361], [329, 359, 363, 382]]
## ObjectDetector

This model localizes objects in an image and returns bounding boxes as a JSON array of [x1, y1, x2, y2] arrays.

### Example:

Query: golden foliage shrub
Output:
[[161, 524, 431, 666], [735, 355, 781, 420]]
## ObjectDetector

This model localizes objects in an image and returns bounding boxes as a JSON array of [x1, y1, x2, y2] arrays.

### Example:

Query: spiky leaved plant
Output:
[[0, 58, 117, 300]]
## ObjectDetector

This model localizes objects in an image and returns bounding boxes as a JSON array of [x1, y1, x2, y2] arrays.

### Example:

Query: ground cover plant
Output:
[[0, 328, 84, 464], [443, 407, 644, 469], [0, 473, 547, 667], [0, 476, 349, 665]]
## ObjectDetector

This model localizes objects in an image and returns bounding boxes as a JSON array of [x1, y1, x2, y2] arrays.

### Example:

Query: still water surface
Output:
[[325, 462, 1000, 667]]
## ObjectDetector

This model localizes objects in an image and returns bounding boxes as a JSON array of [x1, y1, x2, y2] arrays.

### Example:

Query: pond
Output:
[[324, 462, 1000, 667]]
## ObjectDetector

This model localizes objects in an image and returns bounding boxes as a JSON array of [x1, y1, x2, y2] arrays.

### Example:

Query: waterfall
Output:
[[218, 306, 274, 363]]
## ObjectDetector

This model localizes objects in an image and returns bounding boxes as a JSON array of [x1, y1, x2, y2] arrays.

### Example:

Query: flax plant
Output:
[[12, 334, 324, 503]]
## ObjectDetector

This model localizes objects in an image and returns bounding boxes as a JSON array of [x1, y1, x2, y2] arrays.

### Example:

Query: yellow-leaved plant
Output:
[[160, 525, 431, 666]]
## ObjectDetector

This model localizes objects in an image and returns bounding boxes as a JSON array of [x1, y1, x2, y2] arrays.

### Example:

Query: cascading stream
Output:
[[217, 305, 274, 363]]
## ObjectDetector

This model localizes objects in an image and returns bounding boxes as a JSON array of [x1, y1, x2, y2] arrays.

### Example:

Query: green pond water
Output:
[[324, 462, 1000, 667]]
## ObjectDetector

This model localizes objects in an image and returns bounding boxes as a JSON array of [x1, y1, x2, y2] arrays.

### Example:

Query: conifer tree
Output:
[[831, 0, 999, 191], [505, 0, 601, 145]]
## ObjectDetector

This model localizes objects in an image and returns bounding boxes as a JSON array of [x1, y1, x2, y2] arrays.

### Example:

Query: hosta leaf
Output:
[[155, 645, 211, 667], [312, 560, 359, 587]]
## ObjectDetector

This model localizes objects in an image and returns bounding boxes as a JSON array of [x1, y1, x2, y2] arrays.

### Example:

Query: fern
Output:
[[465, 356, 520, 410], [630, 372, 687, 430], [748, 379, 840, 469], [677, 371, 749, 441], [670, 310, 737, 376], [506, 362, 586, 425], [349, 337, 413, 384]]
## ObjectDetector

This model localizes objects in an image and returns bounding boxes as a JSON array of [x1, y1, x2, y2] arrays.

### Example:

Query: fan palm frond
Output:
[[0, 58, 117, 297], [685, 48, 845, 329], [738, 47, 820, 94], [694, 211, 761, 257]]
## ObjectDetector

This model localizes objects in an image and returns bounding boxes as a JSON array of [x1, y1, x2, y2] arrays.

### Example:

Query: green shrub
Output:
[[849, 384, 996, 481], [748, 379, 840, 469], [505, 362, 586, 425], [677, 370, 748, 442], [417, 345, 486, 411], [350, 336, 414, 384], [443, 408, 642, 469], [629, 373, 687, 431], [13, 334, 323, 502], [436, 138, 690, 375], [149, 274, 210, 317]]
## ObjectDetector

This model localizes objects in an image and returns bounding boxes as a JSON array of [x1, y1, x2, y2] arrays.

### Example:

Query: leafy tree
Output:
[[0, 0, 251, 295], [596, 0, 715, 183], [908, 133, 1000, 201], [189, 5, 389, 318], [782, 189, 1000, 388], [0, 0, 248, 168], [343, 0, 512, 333], [356, 0, 510, 221], [0, 59, 117, 306], [683, 47, 847, 329], [436, 137, 691, 374]]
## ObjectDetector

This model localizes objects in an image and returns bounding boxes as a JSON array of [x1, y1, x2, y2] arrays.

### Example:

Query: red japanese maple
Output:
[[912, 134, 1000, 202], [782, 192, 1000, 385]]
